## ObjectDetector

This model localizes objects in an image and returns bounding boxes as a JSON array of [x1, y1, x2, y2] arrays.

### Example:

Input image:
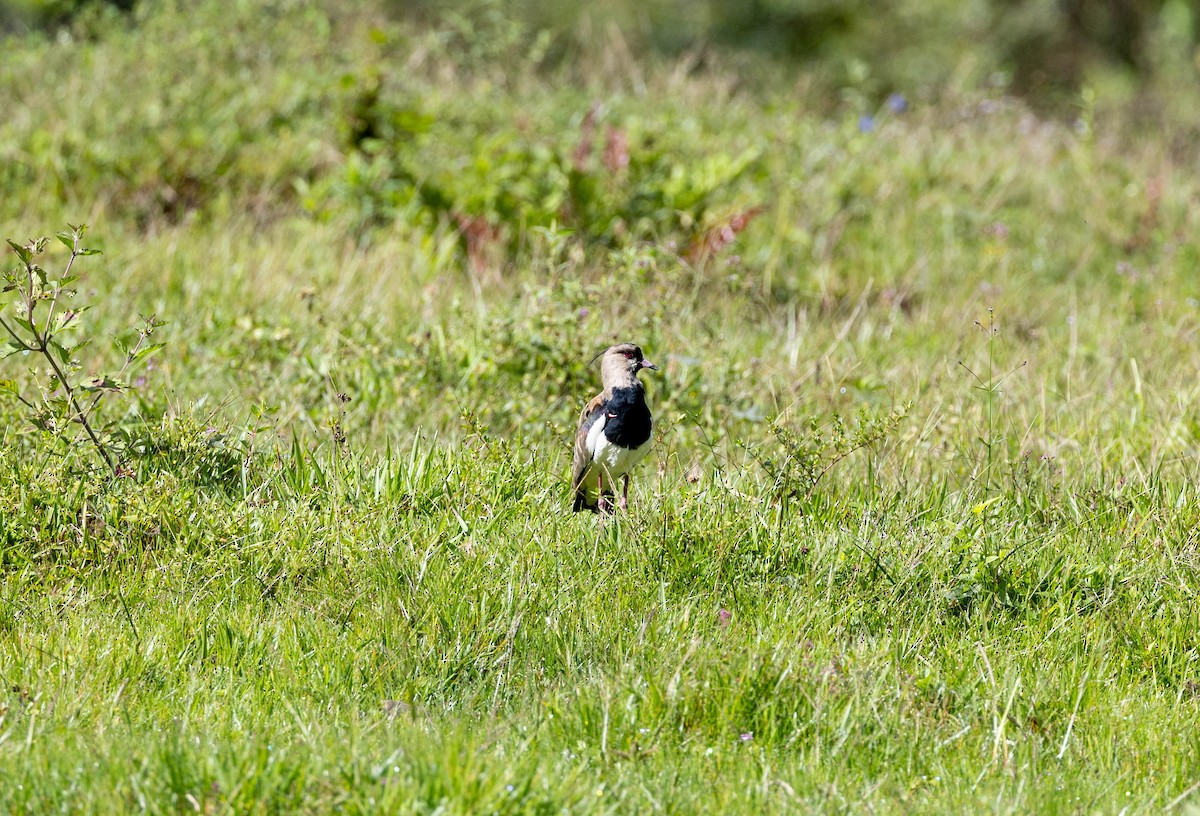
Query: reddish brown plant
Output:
[[685, 206, 764, 264]]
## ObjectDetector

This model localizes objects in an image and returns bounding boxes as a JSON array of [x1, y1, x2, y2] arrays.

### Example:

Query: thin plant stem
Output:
[[5, 237, 118, 475]]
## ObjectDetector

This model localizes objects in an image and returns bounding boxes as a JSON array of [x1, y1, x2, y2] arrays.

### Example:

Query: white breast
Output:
[[593, 431, 651, 478], [582, 413, 652, 496]]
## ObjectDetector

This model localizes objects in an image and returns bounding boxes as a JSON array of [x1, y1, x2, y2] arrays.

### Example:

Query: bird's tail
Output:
[[572, 491, 598, 513]]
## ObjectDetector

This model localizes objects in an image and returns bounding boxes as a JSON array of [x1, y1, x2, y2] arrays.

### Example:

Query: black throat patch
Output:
[[602, 385, 652, 449]]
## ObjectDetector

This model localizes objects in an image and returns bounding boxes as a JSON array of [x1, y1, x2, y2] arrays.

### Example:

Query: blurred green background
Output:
[[5, 0, 1198, 105]]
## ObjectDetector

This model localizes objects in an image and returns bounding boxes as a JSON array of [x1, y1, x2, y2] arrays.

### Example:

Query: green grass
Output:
[[3, 1, 1200, 813]]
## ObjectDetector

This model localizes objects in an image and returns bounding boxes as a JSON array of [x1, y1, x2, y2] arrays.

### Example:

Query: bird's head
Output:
[[596, 342, 658, 386]]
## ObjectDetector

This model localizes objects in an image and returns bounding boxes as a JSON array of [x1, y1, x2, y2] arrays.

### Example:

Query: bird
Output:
[[571, 342, 658, 513]]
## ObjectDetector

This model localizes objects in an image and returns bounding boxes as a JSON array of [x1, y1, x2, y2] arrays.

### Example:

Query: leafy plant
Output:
[[759, 402, 910, 509], [330, 85, 763, 267], [958, 308, 1026, 493], [0, 225, 164, 475]]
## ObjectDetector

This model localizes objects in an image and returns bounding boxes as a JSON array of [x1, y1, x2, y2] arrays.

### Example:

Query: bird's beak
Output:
[[641, 359, 659, 371]]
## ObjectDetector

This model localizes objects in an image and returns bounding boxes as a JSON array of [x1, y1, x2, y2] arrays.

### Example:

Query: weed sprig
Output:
[[1, 225, 164, 474]]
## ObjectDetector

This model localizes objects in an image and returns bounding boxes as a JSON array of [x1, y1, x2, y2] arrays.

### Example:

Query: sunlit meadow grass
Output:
[[2, 1, 1200, 813]]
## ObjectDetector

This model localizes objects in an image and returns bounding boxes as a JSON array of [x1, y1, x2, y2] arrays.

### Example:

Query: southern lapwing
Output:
[[571, 342, 658, 513]]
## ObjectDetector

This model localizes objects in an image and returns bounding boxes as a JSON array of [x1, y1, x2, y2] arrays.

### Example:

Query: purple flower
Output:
[[983, 221, 1009, 240], [886, 92, 907, 113], [578, 308, 589, 321], [717, 608, 732, 626], [739, 732, 753, 742], [858, 115, 875, 133]]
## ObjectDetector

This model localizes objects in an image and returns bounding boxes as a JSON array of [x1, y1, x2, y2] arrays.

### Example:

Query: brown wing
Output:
[[571, 390, 607, 492]]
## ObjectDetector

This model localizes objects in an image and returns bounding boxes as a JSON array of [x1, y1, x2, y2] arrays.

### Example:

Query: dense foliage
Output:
[[11, 0, 1199, 102]]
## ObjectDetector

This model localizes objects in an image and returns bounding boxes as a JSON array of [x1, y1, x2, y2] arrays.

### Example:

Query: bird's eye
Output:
[[622, 351, 635, 358]]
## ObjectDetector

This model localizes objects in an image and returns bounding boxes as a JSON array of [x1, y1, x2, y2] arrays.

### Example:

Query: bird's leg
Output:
[[597, 470, 608, 514], [619, 474, 629, 511]]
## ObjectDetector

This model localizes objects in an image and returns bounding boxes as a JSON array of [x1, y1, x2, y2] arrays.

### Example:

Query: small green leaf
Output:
[[78, 248, 102, 257], [52, 309, 80, 333], [49, 340, 71, 365], [971, 497, 1002, 515], [55, 232, 74, 251], [82, 375, 123, 392], [6, 240, 31, 265], [131, 343, 166, 365]]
